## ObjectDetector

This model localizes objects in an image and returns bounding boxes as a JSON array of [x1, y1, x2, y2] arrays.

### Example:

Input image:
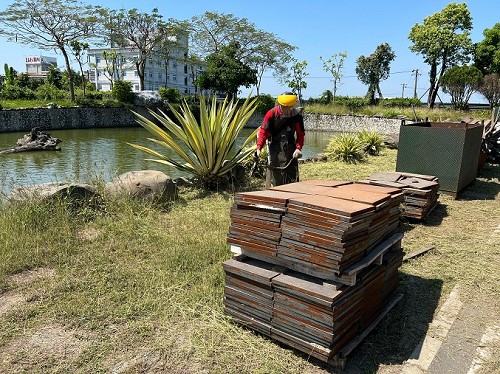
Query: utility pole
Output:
[[412, 69, 420, 99], [401, 83, 406, 98]]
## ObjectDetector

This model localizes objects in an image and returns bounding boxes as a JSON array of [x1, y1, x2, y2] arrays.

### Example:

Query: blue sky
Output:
[[0, 0, 498, 102]]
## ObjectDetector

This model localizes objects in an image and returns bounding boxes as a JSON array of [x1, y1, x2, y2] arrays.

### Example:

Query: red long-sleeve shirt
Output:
[[256, 106, 305, 151]]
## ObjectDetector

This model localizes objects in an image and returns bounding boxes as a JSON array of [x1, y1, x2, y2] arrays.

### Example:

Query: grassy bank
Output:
[[0, 150, 499, 373]]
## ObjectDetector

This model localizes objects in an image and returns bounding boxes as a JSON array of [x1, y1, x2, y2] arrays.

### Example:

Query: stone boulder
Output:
[[8, 182, 99, 205], [133, 91, 163, 107], [105, 170, 178, 202]]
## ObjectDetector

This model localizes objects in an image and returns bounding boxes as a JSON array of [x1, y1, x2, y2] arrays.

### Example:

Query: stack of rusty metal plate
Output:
[[224, 180, 405, 363], [359, 172, 440, 220], [271, 181, 404, 280], [222, 241, 404, 362], [227, 190, 305, 260]]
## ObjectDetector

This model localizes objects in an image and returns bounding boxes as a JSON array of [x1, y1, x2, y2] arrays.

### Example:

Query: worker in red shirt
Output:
[[256, 92, 305, 188]]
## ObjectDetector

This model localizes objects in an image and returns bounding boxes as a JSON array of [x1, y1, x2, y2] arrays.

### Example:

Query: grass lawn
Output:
[[0, 149, 498, 373]]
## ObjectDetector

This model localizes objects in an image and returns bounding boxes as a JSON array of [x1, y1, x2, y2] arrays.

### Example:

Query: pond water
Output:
[[0, 127, 338, 196]]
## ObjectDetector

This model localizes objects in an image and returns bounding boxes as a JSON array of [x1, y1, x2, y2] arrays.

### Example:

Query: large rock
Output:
[[8, 182, 99, 204], [133, 91, 163, 107], [105, 170, 178, 202]]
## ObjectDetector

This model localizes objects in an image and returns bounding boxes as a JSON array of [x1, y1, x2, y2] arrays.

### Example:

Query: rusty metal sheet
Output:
[[225, 307, 272, 336], [222, 258, 280, 285], [350, 182, 402, 195], [289, 195, 375, 219], [320, 184, 391, 208], [235, 189, 305, 204], [295, 180, 353, 187], [271, 327, 332, 362]]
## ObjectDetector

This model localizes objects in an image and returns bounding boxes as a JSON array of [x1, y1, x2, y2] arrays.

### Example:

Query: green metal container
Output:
[[396, 121, 484, 197]]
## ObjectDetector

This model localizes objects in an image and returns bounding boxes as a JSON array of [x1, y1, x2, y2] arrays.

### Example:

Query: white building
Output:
[[25, 56, 57, 78], [87, 35, 205, 95]]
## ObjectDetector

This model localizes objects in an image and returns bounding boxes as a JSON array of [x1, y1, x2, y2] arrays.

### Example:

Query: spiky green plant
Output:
[[128, 95, 258, 186], [325, 132, 365, 163], [357, 129, 386, 155]]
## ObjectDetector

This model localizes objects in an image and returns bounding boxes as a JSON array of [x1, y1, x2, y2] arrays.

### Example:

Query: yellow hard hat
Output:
[[277, 92, 297, 107]]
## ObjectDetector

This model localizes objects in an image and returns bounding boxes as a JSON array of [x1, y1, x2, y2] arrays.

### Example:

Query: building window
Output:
[[149, 72, 153, 78], [173, 74, 177, 82], [134, 85, 139, 91], [98, 84, 102, 90], [184, 77, 188, 85], [149, 58, 153, 65], [134, 71, 138, 77], [123, 71, 127, 76], [158, 72, 162, 79], [149, 85, 153, 90], [96, 56, 101, 63]]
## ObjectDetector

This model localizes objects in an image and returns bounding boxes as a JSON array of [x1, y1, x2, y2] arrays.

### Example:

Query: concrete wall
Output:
[[0, 107, 402, 135], [0, 107, 152, 133], [246, 112, 401, 135]]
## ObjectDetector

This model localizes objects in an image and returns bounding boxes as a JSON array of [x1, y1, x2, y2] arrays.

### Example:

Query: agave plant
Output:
[[357, 129, 386, 155], [128, 95, 258, 186], [325, 132, 366, 163]]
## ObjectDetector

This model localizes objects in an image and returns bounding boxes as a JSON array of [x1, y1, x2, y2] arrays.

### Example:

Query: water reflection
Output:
[[0, 127, 337, 195]]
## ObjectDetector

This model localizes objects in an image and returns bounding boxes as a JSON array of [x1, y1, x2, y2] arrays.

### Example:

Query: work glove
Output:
[[293, 149, 302, 159]]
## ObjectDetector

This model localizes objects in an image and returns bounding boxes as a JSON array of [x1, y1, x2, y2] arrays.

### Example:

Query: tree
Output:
[[189, 12, 296, 96], [439, 65, 483, 110], [320, 52, 347, 103], [3, 63, 16, 86], [478, 73, 500, 108], [248, 34, 295, 96], [105, 8, 165, 90], [355, 43, 395, 104], [156, 21, 189, 88], [0, 0, 100, 101], [474, 23, 500, 75], [197, 41, 257, 99], [70, 40, 89, 95], [286, 59, 308, 103], [408, 2, 473, 108], [46, 65, 64, 89], [94, 50, 123, 90]]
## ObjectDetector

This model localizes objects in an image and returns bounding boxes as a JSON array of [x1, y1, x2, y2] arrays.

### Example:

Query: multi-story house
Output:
[[24, 56, 57, 78], [87, 33, 205, 95]]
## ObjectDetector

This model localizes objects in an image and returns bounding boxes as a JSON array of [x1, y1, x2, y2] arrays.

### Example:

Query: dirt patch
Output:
[[0, 324, 90, 371], [8, 267, 56, 286], [0, 292, 24, 317], [76, 227, 101, 242]]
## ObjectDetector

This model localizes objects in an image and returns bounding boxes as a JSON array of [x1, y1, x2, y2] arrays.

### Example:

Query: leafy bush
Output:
[[378, 97, 422, 107], [0, 85, 35, 100], [84, 90, 104, 100], [251, 94, 275, 114], [112, 80, 135, 103], [158, 87, 181, 103], [35, 84, 68, 100], [357, 130, 386, 155], [325, 132, 365, 163]]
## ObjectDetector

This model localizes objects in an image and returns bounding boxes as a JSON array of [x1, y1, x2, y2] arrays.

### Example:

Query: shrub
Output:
[[252, 94, 275, 114], [325, 132, 365, 163], [357, 130, 386, 155], [158, 87, 181, 103], [112, 80, 135, 103], [378, 97, 422, 108], [0, 85, 35, 100], [35, 84, 68, 100]]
